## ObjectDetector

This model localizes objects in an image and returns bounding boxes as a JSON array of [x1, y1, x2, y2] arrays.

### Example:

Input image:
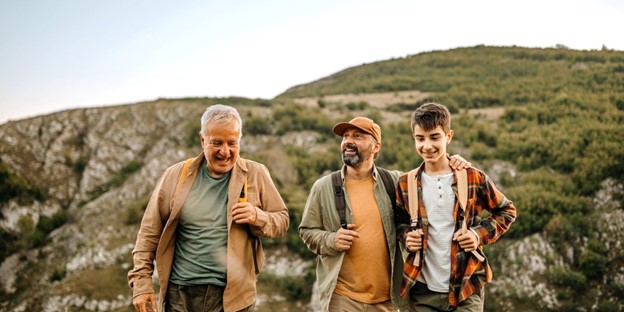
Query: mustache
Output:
[[343, 143, 358, 152]]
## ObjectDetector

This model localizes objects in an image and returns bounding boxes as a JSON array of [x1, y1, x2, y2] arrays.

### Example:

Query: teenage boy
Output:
[[395, 103, 516, 311]]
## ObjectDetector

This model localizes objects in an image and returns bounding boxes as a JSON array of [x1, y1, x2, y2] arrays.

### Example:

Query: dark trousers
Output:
[[165, 282, 255, 312], [408, 282, 484, 312]]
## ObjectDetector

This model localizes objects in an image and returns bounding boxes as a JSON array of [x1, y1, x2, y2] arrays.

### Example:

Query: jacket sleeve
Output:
[[298, 179, 342, 257], [248, 163, 289, 238], [471, 172, 517, 245], [126, 165, 176, 297]]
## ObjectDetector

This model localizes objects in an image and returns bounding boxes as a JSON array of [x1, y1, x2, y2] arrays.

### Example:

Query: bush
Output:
[[579, 249, 608, 281], [546, 266, 587, 292]]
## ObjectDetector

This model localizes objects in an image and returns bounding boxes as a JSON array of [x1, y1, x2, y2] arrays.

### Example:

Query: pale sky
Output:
[[1, 0, 623, 124]]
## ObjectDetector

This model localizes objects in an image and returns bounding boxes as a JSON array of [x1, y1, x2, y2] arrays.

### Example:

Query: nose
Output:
[[343, 135, 354, 145], [218, 145, 230, 156], [423, 139, 432, 150]]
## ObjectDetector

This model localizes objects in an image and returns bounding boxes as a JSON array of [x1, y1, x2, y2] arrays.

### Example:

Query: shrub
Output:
[[546, 266, 587, 292]]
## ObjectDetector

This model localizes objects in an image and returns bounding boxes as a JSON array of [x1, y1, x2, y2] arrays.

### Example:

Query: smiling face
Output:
[[340, 128, 379, 168], [200, 117, 241, 178], [412, 124, 453, 166]]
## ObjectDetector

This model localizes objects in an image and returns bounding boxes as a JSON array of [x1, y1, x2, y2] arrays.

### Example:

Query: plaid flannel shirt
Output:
[[395, 163, 516, 306]]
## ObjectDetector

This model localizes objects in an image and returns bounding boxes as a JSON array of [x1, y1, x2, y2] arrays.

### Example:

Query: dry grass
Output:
[[293, 90, 432, 108]]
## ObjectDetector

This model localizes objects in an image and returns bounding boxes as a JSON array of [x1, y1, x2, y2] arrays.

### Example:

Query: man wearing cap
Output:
[[299, 117, 470, 311]]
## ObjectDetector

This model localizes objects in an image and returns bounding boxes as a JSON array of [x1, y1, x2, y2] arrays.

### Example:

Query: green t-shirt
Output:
[[170, 159, 230, 286]]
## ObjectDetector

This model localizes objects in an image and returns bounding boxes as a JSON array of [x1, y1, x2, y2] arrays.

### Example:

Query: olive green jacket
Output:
[[299, 166, 407, 311]]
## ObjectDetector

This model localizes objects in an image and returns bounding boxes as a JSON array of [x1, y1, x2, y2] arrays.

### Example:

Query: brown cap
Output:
[[332, 117, 381, 143]]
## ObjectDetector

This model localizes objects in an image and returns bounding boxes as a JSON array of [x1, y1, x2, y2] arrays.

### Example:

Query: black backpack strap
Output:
[[377, 167, 411, 225], [331, 170, 348, 229], [377, 167, 396, 208]]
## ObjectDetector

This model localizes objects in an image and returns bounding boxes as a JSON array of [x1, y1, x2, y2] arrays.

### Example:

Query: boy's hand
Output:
[[453, 229, 478, 252], [405, 229, 424, 252], [449, 154, 471, 170], [334, 224, 359, 251]]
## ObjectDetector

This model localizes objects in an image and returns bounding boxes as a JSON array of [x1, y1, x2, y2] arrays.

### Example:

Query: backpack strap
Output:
[[237, 159, 261, 274], [407, 168, 421, 266], [331, 170, 347, 229], [455, 168, 485, 262], [377, 167, 397, 209], [172, 158, 195, 210]]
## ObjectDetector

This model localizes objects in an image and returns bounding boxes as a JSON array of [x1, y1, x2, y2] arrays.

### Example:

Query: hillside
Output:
[[1, 46, 624, 311]]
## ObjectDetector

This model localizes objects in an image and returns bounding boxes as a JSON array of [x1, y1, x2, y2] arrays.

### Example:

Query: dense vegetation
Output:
[[273, 46, 624, 308]]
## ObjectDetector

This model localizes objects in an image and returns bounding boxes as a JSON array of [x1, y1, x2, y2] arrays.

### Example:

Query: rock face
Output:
[[1, 101, 204, 311]]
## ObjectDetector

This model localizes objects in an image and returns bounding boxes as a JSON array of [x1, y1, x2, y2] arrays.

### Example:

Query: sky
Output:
[[1, 0, 623, 125]]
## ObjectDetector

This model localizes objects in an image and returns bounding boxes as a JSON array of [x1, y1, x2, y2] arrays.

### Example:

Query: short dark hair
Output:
[[411, 102, 451, 133]]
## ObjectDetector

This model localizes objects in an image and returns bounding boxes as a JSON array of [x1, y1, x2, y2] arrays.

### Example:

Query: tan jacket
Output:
[[127, 153, 289, 311]]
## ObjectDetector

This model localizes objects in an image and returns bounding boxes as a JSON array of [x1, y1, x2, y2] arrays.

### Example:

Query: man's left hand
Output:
[[449, 154, 471, 170], [232, 202, 257, 225]]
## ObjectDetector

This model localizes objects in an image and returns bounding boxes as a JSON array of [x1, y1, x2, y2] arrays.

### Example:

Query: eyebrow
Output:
[[414, 133, 442, 138]]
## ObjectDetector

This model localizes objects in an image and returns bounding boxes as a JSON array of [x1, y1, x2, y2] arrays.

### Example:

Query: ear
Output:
[[199, 132, 205, 147], [373, 140, 381, 154], [446, 129, 454, 144]]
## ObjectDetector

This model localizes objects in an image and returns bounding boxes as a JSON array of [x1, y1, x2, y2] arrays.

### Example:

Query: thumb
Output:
[[346, 223, 356, 230], [452, 230, 461, 241]]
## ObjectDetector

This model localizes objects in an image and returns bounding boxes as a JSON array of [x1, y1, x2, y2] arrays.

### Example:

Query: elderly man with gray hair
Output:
[[128, 104, 289, 312]]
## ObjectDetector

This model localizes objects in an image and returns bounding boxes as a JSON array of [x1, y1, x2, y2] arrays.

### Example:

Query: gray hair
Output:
[[200, 104, 243, 137]]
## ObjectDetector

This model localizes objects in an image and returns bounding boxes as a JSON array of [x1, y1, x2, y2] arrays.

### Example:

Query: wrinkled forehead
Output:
[[204, 118, 241, 136]]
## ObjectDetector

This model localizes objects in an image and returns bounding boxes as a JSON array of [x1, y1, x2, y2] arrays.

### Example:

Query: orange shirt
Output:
[[334, 176, 391, 303]]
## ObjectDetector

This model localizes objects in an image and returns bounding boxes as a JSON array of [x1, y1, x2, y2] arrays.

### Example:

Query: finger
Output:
[[147, 295, 156, 312], [452, 230, 461, 241]]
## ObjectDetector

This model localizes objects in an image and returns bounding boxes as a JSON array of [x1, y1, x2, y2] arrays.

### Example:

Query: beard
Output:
[[342, 143, 368, 167]]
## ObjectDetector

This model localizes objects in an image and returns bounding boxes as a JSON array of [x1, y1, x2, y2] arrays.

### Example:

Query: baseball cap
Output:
[[332, 117, 381, 143]]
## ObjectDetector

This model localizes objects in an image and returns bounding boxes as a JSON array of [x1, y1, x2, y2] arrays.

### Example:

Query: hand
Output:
[[449, 154, 471, 170], [133, 293, 157, 312], [334, 224, 359, 251], [232, 202, 257, 225], [452, 229, 478, 252], [405, 229, 424, 252]]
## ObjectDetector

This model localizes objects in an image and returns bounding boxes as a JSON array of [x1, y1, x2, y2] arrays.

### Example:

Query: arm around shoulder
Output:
[[471, 171, 517, 245]]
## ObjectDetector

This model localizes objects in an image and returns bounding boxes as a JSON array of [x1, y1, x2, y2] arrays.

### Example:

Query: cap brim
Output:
[[332, 122, 365, 137]]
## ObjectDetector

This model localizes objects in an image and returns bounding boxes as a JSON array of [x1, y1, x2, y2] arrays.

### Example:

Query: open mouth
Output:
[[343, 145, 358, 156]]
